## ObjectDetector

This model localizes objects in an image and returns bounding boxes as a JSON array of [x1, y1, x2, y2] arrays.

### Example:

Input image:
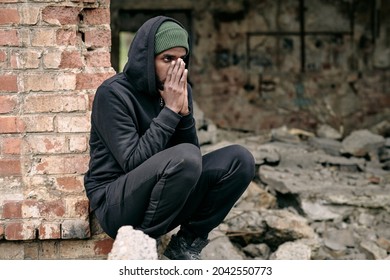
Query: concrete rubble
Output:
[[200, 123, 390, 260], [108, 226, 158, 260], [109, 104, 390, 260]]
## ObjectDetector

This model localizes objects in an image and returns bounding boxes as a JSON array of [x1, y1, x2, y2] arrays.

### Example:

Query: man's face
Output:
[[155, 47, 187, 90]]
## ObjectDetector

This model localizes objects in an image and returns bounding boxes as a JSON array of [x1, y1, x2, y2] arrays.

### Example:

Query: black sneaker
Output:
[[163, 234, 209, 260]]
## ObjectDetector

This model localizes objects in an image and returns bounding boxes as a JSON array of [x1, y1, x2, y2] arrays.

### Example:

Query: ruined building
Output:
[[0, 0, 389, 259]]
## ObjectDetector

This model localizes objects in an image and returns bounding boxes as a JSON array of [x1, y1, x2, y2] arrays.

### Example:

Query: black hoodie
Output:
[[84, 16, 199, 211]]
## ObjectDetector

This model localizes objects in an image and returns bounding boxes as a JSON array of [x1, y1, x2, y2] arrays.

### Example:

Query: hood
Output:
[[123, 16, 191, 98]]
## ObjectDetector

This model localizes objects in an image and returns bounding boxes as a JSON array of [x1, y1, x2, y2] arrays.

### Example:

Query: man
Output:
[[84, 16, 255, 260]]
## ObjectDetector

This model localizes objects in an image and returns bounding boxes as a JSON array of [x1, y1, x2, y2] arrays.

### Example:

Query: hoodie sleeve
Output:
[[92, 83, 182, 173]]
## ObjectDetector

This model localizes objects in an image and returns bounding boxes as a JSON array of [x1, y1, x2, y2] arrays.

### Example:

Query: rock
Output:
[[269, 241, 312, 260], [193, 101, 218, 145], [370, 120, 390, 137], [242, 243, 271, 259], [224, 209, 267, 244], [316, 153, 365, 171], [323, 228, 355, 251], [200, 140, 234, 155], [360, 241, 388, 260], [341, 129, 385, 157], [259, 164, 390, 209], [236, 181, 277, 210], [271, 126, 301, 143], [248, 143, 281, 165], [261, 209, 317, 247], [108, 226, 158, 260], [268, 142, 317, 169], [224, 208, 317, 254], [309, 137, 342, 156], [201, 230, 246, 260], [301, 200, 349, 221], [376, 237, 390, 253], [316, 124, 342, 140], [197, 122, 218, 145]]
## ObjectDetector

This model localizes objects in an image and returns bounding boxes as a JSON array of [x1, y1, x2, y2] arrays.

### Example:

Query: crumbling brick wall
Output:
[[0, 0, 115, 259], [110, 0, 390, 136]]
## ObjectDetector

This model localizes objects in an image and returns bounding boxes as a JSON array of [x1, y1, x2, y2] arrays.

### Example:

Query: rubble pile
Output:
[[198, 122, 390, 260]]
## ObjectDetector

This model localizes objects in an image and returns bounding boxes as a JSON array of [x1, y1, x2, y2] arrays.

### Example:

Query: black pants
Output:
[[94, 143, 255, 239]]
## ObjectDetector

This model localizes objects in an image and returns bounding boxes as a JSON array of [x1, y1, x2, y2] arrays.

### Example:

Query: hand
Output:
[[160, 59, 189, 115]]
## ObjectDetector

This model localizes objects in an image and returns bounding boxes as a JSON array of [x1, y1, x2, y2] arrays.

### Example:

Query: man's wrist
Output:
[[179, 107, 190, 116]]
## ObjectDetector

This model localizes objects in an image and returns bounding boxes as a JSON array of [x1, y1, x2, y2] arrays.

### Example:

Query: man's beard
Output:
[[156, 78, 164, 91]]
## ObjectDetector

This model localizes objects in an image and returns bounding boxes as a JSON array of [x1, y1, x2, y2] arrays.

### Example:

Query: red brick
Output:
[[85, 50, 111, 67], [56, 176, 84, 192], [56, 28, 77, 46], [23, 115, 54, 132], [84, 29, 111, 48], [2, 137, 22, 154], [0, 223, 4, 239], [10, 49, 41, 69], [33, 155, 89, 175], [24, 73, 76, 91], [76, 72, 114, 90], [0, 75, 18, 92], [83, 8, 110, 25], [23, 94, 87, 113], [0, 116, 25, 133], [19, 5, 39, 25], [2, 200, 22, 219], [94, 238, 114, 256], [26, 135, 67, 154], [21, 200, 66, 219], [42, 49, 61, 69], [38, 200, 66, 218], [57, 115, 90, 132], [0, 50, 6, 63], [31, 29, 57, 47], [69, 135, 88, 152], [71, 0, 97, 3], [5, 222, 36, 240], [88, 93, 94, 110], [42, 6, 81, 25], [38, 222, 61, 240], [60, 50, 84, 68], [0, 8, 20, 25], [0, 95, 17, 113], [21, 200, 39, 218], [38, 241, 58, 259], [74, 199, 89, 217], [0, 30, 18, 46], [61, 219, 91, 239], [4, 222, 23, 240], [0, 159, 21, 176]]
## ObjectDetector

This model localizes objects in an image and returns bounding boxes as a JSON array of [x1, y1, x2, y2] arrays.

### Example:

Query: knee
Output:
[[171, 143, 202, 179], [228, 145, 256, 180]]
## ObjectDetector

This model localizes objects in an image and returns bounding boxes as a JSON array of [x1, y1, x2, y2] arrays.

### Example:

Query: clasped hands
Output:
[[159, 58, 189, 116]]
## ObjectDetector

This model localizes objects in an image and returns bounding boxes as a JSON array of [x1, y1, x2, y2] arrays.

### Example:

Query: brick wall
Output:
[[0, 0, 115, 259]]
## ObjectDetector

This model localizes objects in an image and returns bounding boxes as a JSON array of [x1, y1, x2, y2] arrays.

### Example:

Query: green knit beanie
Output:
[[154, 21, 189, 55]]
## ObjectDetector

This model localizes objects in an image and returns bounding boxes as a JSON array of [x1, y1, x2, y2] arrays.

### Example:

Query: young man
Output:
[[84, 16, 255, 260]]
